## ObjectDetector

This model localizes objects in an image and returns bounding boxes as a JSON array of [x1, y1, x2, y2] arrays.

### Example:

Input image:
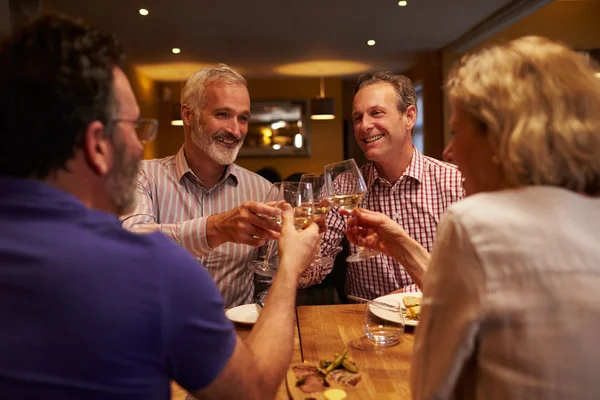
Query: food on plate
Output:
[[328, 369, 362, 387], [292, 348, 361, 394], [402, 295, 421, 320]]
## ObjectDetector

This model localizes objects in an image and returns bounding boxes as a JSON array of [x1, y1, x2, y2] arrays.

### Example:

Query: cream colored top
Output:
[[411, 186, 600, 400]]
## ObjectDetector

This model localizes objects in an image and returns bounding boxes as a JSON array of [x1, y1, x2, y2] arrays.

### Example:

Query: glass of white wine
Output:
[[280, 181, 315, 231], [248, 183, 283, 277], [299, 173, 333, 267], [324, 159, 380, 262]]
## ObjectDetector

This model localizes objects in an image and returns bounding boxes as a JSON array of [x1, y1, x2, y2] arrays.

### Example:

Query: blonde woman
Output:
[[346, 36, 600, 399]]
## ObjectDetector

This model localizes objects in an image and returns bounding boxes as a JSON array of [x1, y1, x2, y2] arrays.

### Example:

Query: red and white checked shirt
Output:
[[300, 147, 464, 299], [121, 146, 272, 308]]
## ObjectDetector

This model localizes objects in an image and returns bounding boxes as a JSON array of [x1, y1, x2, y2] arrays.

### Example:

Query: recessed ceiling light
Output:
[[172, 48, 181, 54], [138, 8, 149, 16], [398, 1, 408, 6], [367, 40, 376, 46]]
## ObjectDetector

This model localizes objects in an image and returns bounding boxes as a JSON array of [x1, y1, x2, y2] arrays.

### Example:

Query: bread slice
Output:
[[402, 296, 421, 308]]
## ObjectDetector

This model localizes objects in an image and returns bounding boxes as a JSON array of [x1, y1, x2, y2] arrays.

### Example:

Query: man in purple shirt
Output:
[[0, 14, 319, 399]]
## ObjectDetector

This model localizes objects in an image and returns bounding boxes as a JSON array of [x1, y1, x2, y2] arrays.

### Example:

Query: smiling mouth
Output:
[[215, 136, 239, 145], [363, 134, 383, 143]]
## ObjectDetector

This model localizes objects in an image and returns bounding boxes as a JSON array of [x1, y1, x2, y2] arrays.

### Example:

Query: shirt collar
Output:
[[174, 145, 239, 188], [364, 146, 425, 188]]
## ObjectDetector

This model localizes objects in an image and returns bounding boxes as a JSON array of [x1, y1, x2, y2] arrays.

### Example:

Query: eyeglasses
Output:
[[110, 118, 159, 143]]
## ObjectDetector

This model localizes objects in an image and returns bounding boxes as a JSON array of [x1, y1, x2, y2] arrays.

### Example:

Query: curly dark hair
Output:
[[354, 70, 416, 114], [0, 14, 124, 179]]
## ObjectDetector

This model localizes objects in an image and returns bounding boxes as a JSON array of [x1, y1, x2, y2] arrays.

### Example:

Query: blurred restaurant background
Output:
[[1, 0, 599, 179]]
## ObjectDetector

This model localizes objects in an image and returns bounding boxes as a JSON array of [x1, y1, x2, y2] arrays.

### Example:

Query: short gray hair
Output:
[[181, 63, 247, 112]]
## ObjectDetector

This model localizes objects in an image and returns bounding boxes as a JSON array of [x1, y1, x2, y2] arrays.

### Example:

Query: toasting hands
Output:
[[342, 208, 410, 259], [207, 201, 282, 248]]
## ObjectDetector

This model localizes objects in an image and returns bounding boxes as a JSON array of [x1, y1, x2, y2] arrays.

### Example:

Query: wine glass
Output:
[[280, 181, 315, 231], [299, 173, 334, 266], [324, 159, 380, 262], [248, 183, 283, 277]]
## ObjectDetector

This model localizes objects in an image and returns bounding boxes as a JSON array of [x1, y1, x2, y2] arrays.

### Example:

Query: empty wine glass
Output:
[[324, 159, 380, 262], [300, 173, 333, 266], [248, 183, 283, 277]]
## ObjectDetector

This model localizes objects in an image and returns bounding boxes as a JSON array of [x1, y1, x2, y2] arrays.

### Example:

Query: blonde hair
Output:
[[447, 36, 600, 196], [181, 63, 247, 111]]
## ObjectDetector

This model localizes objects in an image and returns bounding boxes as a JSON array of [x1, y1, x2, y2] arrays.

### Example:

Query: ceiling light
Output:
[[398, 1, 408, 6], [367, 40, 376, 46], [172, 48, 181, 54], [139, 8, 149, 16], [310, 77, 335, 121]]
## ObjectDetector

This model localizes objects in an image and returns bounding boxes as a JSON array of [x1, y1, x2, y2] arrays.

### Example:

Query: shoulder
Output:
[[420, 155, 463, 198], [140, 155, 177, 175], [231, 164, 273, 190], [422, 155, 461, 180]]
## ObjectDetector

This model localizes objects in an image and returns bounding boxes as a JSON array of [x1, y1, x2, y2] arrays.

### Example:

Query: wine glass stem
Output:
[[262, 239, 277, 266]]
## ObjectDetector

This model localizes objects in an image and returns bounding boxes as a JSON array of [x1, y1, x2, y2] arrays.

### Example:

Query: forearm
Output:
[[394, 235, 430, 290], [246, 266, 299, 393], [158, 218, 215, 256], [296, 211, 345, 289]]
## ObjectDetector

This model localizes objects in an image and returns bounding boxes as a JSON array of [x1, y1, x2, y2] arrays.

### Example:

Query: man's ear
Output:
[[82, 121, 112, 176], [181, 104, 193, 127], [404, 105, 417, 131]]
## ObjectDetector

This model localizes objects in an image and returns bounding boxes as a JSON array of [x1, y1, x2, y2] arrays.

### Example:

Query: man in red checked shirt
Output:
[[301, 71, 464, 300]]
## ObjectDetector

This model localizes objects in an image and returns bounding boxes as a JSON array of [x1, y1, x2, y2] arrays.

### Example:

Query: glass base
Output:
[[347, 248, 380, 263], [248, 260, 277, 277]]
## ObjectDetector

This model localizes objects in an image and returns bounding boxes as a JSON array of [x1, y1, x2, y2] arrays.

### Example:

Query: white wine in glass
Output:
[[327, 193, 364, 211], [248, 183, 283, 277], [300, 173, 333, 266], [280, 181, 315, 231], [324, 159, 380, 263]]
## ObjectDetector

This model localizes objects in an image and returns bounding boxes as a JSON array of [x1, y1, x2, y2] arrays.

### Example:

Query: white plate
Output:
[[225, 304, 260, 325], [374, 292, 423, 327]]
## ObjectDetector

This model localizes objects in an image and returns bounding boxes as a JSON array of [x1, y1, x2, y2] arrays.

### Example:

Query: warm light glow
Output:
[[294, 134, 303, 149], [172, 48, 181, 54], [398, 1, 407, 6], [171, 120, 184, 126], [139, 8, 149, 16], [272, 144, 282, 150], [270, 121, 286, 130], [367, 40, 376, 46], [135, 62, 244, 81], [297, 120, 303, 128], [260, 127, 273, 138], [310, 114, 335, 121], [595, 72, 600, 78], [274, 60, 371, 77]]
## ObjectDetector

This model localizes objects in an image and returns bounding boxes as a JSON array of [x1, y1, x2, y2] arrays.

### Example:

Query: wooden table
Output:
[[297, 304, 414, 399], [172, 304, 413, 399]]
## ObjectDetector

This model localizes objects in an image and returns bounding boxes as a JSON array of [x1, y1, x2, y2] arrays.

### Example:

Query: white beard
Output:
[[191, 125, 243, 166]]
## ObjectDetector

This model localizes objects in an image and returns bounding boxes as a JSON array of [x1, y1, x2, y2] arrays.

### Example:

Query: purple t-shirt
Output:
[[0, 178, 236, 399]]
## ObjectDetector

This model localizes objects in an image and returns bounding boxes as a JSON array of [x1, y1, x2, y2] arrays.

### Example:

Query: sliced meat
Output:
[[328, 369, 362, 387], [298, 374, 328, 393], [292, 364, 320, 379]]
